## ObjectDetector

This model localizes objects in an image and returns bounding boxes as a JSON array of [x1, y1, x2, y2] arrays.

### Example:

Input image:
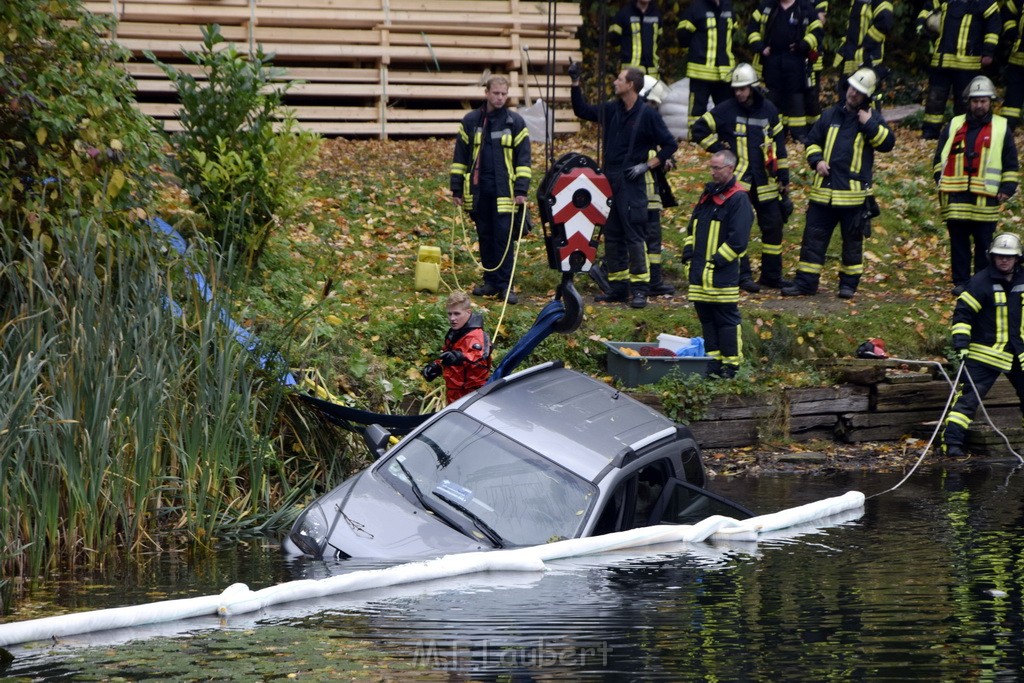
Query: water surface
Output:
[[5, 464, 1024, 681]]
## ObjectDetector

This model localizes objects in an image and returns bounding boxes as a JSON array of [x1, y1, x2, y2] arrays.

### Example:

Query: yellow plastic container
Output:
[[415, 245, 442, 292]]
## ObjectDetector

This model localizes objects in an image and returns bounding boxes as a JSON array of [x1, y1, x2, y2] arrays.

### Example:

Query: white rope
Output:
[[868, 357, 1024, 499], [0, 492, 865, 647]]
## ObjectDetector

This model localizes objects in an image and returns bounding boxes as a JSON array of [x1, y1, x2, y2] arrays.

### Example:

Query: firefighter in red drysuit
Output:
[[422, 291, 492, 403]]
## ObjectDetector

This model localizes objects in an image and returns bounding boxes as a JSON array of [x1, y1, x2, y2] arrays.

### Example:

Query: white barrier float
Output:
[[0, 491, 865, 647]]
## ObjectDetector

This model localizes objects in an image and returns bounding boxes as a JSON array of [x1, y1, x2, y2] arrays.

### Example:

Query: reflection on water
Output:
[[5, 465, 1024, 681]]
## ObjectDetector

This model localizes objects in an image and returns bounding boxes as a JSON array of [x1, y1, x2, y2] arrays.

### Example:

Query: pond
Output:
[[4, 463, 1024, 681]]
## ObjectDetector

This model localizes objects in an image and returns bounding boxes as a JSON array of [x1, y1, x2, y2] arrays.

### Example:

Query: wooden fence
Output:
[[84, 0, 583, 137]]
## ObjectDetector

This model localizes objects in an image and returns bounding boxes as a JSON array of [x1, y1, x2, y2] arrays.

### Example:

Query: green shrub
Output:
[[150, 25, 322, 271], [0, 0, 163, 247]]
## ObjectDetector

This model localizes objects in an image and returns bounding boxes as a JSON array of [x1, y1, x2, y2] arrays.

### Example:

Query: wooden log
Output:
[[874, 377, 1022, 412], [689, 419, 759, 449], [789, 414, 838, 442], [787, 385, 870, 416]]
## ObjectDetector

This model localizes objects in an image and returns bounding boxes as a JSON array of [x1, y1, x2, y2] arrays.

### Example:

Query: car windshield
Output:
[[379, 412, 597, 546]]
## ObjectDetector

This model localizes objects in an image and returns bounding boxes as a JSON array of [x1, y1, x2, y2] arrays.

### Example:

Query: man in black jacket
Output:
[[570, 64, 678, 309], [609, 0, 664, 78], [450, 76, 532, 305], [683, 150, 753, 379], [690, 62, 791, 291], [676, 0, 737, 120], [941, 233, 1024, 457], [782, 67, 895, 299]]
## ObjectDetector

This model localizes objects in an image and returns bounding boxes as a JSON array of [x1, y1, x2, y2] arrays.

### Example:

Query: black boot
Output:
[[629, 287, 648, 309], [595, 281, 629, 303], [588, 262, 612, 294], [648, 264, 676, 296]]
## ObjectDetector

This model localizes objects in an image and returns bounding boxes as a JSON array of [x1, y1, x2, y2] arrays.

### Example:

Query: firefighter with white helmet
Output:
[[782, 67, 895, 300], [942, 233, 1024, 458], [933, 74, 1019, 296], [916, 0, 1001, 140], [691, 62, 792, 291]]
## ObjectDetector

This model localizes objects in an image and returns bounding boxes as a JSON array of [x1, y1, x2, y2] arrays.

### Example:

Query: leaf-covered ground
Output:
[[240, 121, 1023, 472]]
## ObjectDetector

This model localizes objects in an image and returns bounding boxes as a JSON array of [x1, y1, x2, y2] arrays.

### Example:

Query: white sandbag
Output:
[[519, 98, 552, 145], [659, 79, 691, 140]]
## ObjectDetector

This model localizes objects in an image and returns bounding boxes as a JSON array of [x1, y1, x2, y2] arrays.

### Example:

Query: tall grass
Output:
[[0, 219, 345, 610]]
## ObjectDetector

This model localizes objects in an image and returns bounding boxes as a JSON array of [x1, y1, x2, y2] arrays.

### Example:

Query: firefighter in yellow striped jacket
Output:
[[1002, 0, 1024, 128], [833, 0, 894, 80], [933, 75, 1019, 295], [781, 68, 895, 300], [450, 76, 532, 304], [676, 0, 737, 120], [941, 233, 1024, 457], [682, 150, 753, 379], [608, 0, 663, 78], [917, 0, 1001, 140]]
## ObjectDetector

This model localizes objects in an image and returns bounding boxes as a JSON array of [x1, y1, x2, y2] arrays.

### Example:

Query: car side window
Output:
[[631, 460, 671, 529]]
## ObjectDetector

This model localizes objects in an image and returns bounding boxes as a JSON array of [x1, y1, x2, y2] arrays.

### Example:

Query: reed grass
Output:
[[0, 218, 349, 610]]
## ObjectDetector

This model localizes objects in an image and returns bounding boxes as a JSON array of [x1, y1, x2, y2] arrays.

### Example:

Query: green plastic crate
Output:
[[603, 341, 712, 388]]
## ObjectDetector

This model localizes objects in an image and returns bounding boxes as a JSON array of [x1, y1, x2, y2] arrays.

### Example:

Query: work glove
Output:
[[711, 253, 728, 268], [440, 350, 464, 366], [626, 162, 650, 180], [681, 245, 693, 264], [422, 361, 442, 381], [567, 60, 582, 81], [956, 348, 969, 361]]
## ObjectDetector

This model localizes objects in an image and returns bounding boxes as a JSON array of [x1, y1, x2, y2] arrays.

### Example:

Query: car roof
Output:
[[456, 363, 678, 483]]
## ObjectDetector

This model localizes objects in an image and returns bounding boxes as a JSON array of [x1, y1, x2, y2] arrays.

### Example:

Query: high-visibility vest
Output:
[[937, 114, 1008, 197]]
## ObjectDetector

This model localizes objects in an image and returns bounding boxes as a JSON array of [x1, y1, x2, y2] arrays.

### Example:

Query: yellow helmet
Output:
[[847, 68, 878, 97], [730, 63, 759, 88], [989, 233, 1023, 257], [963, 75, 996, 100]]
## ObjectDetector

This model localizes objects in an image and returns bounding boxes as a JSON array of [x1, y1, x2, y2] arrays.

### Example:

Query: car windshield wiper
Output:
[[432, 490, 506, 549], [391, 458, 469, 536]]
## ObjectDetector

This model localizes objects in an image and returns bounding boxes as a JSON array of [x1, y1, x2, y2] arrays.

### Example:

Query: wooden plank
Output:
[[689, 419, 759, 449], [787, 385, 870, 416], [874, 377, 1021, 412], [701, 394, 778, 421], [789, 414, 838, 442]]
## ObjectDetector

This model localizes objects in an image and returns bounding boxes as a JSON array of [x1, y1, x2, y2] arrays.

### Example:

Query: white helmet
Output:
[[963, 75, 996, 100], [730, 63, 759, 88], [925, 12, 942, 36], [640, 75, 670, 105], [847, 67, 878, 97], [989, 233, 1023, 257]]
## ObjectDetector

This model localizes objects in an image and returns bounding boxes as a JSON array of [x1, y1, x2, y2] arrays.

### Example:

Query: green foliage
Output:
[[150, 25, 322, 271], [0, 0, 163, 247]]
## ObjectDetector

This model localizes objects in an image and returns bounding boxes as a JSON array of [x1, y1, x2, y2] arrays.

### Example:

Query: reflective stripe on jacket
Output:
[[685, 179, 753, 304], [952, 266, 1024, 371], [450, 107, 531, 213], [677, 0, 736, 82], [690, 89, 790, 202], [805, 103, 895, 206]]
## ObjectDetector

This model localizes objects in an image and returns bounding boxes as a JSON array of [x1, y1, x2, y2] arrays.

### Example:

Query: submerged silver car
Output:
[[283, 362, 753, 559]]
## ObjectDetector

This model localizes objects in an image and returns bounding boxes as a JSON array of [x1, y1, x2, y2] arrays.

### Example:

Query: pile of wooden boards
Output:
[[83, 0, 583, 137], [635, 359, 1024, 454]]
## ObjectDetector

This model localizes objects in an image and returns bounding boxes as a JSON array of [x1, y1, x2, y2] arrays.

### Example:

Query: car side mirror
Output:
[[362, 424, 392, 458]]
